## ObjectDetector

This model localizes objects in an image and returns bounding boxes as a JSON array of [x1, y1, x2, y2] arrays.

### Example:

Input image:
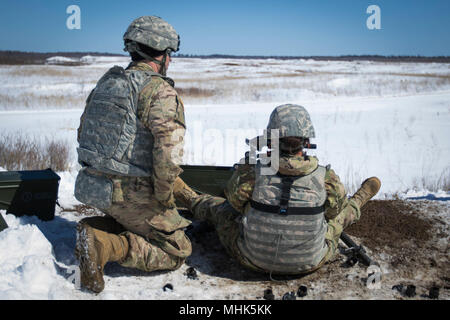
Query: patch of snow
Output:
[[0, 217, 60, 299]]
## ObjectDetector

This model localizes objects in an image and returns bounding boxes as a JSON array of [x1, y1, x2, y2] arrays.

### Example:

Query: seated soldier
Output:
[[174, 104, 381, 277]]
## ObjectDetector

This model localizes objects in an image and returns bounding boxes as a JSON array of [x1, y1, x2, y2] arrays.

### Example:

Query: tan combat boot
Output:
[[173, 177, 198, 210], [75, 221, 129, 293], [351, 177, 381, 209]]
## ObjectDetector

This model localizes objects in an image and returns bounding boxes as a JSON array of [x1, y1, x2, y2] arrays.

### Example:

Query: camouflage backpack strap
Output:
[[278, 175, 295, 214], [127, 68, 175, 89], [148, 71, 175, 88]]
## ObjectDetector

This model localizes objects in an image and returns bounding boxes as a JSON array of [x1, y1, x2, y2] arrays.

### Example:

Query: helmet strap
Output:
[[159, 51, 168, 76], [134, 48, 169, 76]]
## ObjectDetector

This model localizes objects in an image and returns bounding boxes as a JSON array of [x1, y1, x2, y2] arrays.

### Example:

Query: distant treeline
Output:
[[174, 54, 450, 63], [0, 50, 449, 65], [0, 51, 125, 65]]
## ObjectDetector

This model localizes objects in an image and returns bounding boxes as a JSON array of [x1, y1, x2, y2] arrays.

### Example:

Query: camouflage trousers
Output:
[[100, 176, 192, 272], [323, 197, 361, 262], [190, 195, 361, 274]]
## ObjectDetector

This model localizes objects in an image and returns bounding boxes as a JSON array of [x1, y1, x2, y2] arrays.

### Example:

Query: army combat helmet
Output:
[[267, 104, 316, 154], [267, 104, 315, 138], [123, 16, 180, 75]]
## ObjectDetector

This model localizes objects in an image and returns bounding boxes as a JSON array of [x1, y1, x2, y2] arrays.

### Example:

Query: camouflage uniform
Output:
[[191, 103, 362, 274], [77, 61, 191, 273], [191, 154, 361, 274]]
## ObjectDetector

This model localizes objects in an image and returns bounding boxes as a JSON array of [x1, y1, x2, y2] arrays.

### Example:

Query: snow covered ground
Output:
[[0, 56, 449, 300]]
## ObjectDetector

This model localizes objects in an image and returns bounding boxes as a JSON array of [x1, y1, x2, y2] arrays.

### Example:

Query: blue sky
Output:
[[0, 0, 449, 56]]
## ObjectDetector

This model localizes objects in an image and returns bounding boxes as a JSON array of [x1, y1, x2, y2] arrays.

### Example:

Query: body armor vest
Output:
[[77, 65, 171, 176], [238, 163, 328, 274], [75, 65, 174, 209]]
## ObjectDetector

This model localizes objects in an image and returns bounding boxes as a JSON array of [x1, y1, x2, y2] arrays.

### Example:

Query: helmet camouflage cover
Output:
[[267, 104, 315, 138], [123, 16, 180, 53]]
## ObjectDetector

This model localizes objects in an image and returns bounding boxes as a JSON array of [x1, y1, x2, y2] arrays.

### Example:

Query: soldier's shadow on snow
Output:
[[10, 214, 157, 283], [15, 214, 79, 266], [12, 214, 86, 284]]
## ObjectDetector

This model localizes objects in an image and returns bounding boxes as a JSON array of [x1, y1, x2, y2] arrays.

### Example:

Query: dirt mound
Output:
[[345, 200, 449, 291], [346, 200, 432, 251]]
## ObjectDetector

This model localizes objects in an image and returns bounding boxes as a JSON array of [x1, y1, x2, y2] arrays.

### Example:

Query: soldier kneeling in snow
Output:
[[74, 16, 191, 293], [175, 104, 381, 277]]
